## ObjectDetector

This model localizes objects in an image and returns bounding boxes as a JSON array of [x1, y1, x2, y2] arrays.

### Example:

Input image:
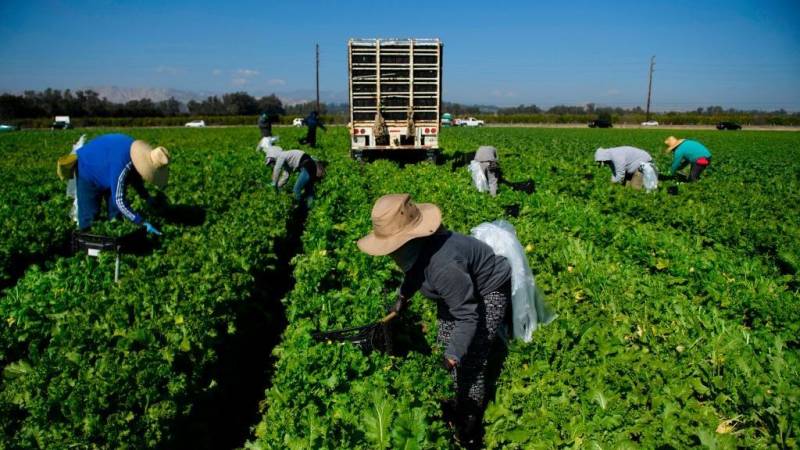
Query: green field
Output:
[[1, 127, 798, 449]]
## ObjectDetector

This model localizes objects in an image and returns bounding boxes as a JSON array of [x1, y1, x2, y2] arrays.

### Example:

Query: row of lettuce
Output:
[[0, 128, 293, 448], [245, 128, 798, 448]]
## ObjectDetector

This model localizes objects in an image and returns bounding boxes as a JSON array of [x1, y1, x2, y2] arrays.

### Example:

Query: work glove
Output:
[[143, 222, 162, 236], [386, 294, 409, 315]]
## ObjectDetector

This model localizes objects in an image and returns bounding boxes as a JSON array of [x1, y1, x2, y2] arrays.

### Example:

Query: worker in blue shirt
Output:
[[299, 111, 326, 147], [75, 134, 170, 234]]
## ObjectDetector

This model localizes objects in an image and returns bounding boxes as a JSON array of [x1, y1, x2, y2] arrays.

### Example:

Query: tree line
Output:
[[1, 89, 797, 126], [0, 89, 291, 119]]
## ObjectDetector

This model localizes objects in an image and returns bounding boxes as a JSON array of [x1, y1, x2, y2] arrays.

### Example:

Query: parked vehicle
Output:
[[460, 117, 484, 127], [588, 119, 613, 128], [52, 116, 71, 130], [348, 38, 442, 161], [0, 124, 17, 132], [641, 120, 659, 126], [716, 121, 742, 130], [185, 120, 206, 128], [441, 113, 453, 127], [292, 118, 305, 127]]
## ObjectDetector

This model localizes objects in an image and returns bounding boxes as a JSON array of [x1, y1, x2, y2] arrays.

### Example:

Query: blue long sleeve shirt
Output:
[[76, 134, 145, 225], [670, 140, 712, 175]]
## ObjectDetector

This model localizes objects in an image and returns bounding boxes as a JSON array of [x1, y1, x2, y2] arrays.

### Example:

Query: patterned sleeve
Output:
[[113, 162, 143, 225]]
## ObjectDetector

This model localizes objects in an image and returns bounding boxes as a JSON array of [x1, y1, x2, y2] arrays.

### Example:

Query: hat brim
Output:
[[664, 138, 685, 154], [130, 140, 169, 188], [357, 203, 442, 256]]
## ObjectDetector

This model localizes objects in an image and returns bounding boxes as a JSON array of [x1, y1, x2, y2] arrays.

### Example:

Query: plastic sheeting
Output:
[[257, 136, 280, 155], [67, 134, 86, 223], [468, 160, 489, 193], [641, 162, 658, 192], [471, 220, 556, 342]]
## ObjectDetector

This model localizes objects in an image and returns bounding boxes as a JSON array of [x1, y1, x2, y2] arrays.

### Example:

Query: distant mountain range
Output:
[[81, 86, 349, 106]]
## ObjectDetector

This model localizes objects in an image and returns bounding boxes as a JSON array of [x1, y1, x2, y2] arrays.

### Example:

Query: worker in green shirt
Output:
[[665, 136, 712, 182]]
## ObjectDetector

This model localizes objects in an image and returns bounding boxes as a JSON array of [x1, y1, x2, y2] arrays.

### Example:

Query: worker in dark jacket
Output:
[[299, 110, 326, 147], [665, 136, 712, 181], [358, 194, 512, 447], [75, 134, 169, 234], [258, 112, 272, 138]]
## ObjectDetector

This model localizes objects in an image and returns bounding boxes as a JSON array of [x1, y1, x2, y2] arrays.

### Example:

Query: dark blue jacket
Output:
[[77, 134, 144, 224]]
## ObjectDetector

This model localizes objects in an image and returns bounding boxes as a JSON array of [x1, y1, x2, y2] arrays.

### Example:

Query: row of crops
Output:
[[242, 128, 798, 449], [0, 129, 295, 448], [1, 126, 798, 448]]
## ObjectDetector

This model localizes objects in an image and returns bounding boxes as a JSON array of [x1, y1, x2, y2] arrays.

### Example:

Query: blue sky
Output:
[[1, 0, 799, 110]]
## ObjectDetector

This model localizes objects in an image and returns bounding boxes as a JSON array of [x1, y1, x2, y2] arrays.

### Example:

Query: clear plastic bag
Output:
[[67, 134, 86, 223], [257, 136, 280, 155], [67, 178, 78, 223], [471, 220, 556, 342], [641, 162, 658, 192], [468, 160, 489, 193], [72, 134, 86, 152]]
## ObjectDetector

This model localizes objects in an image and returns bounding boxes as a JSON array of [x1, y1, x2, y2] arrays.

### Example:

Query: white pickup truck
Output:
[[457, 117, 484, 127]]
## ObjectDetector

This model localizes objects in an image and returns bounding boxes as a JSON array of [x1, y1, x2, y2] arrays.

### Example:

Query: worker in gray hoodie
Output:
[[264, 146, 323, 206], [594, 146, 653, 189], [473, 145, 500, 196]]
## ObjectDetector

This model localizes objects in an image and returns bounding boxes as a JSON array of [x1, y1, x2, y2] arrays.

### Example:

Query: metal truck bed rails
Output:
[[348, 38, 443, 161]]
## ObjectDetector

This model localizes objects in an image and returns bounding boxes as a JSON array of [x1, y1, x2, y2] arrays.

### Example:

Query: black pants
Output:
[[689, 161, 708, 181], [300, 126, 318, 147], [259, 124, 272, 138], [437, 282, 511, 411]]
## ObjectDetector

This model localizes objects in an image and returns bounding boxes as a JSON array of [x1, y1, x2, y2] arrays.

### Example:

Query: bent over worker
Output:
[[473, 145, 500, 196], [264, 146, 322, 207], [75, 134, 169, 234], [358, 194, 511, 447], [665, 136, 712, 182], [594, 146, 653, 189]]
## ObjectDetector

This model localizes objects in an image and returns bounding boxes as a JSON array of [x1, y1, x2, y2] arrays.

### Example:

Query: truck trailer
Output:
[[348, 38, 443, 161]]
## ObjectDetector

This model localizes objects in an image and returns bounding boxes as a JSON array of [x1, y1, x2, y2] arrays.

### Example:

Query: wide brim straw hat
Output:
[[130, 140, 170, 188], [664, 136, 685, 154], [357, 193, 442, 256]]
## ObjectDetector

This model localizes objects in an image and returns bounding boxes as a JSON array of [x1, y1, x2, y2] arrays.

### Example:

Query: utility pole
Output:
[[645, 55, 655, 121], [315, 43, 320, 112]]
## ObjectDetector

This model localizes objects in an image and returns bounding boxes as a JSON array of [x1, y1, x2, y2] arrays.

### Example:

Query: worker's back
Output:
[[77, 134, 135, 188]]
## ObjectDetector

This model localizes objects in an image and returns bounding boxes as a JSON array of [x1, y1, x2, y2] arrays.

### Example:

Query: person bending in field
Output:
[[358, 194, 512, 448], [665, 136, 712, 182], [299, 110, 326, 148], [264, 146, 324, 207], [594, 146, 653, 189], [73, 133, 169, 235], [472, 145, 500, 196]]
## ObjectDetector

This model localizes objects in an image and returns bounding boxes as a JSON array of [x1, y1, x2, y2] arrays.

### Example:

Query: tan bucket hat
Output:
[[130, 140, 170, 188], [664, 136, 685, 154], [357, 194, 442, 256]]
